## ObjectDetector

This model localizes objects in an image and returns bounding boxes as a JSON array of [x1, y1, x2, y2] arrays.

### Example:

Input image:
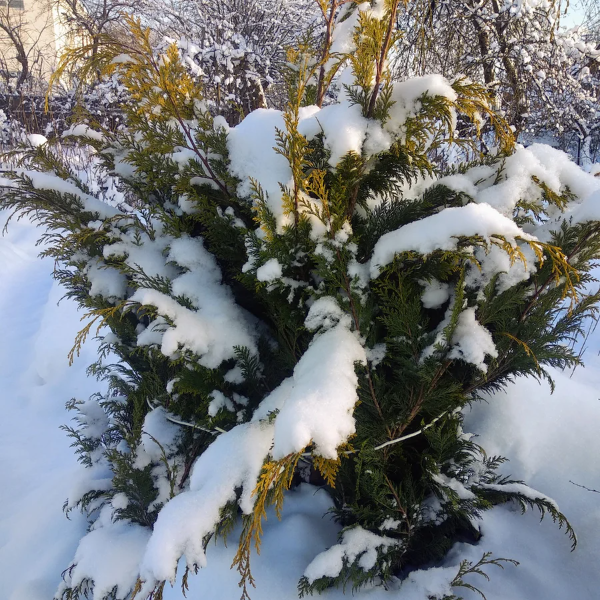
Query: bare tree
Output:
[[0, 0, 57, 92], [391, 0, 600, 161], [55, 0, 140, 60]]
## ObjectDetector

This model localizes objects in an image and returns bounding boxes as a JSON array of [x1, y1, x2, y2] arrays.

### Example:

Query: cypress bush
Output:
[[2, 4, 600, 599]]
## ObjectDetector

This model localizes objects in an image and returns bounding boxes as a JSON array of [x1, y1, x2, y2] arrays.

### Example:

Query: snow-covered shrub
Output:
[[2, 4, 600, 600]]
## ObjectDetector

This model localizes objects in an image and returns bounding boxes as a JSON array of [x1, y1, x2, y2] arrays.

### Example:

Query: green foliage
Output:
[[448, 552, 520, 600]]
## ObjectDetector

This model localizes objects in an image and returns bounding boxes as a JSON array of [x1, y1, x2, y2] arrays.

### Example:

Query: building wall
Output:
[[0, 0, 73, 89]]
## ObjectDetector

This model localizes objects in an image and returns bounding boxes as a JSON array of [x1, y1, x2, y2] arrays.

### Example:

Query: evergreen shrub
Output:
[[2, 3, 600, 599]]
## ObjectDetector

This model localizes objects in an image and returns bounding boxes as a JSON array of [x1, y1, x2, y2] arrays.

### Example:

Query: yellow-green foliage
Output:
[[51, 16, 201, 123], [233, 451, 304, 599]]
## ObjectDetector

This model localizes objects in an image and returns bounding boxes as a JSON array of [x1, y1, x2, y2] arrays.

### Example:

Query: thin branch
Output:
[[145, 397, 226, 435], [569, 480, 600, 494]]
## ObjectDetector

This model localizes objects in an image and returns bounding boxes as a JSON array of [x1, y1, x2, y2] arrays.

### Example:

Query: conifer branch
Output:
[[366, 0, 401, 119]]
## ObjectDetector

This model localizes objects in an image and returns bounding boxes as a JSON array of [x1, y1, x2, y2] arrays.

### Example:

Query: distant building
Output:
[[0, 0, 77, 91]]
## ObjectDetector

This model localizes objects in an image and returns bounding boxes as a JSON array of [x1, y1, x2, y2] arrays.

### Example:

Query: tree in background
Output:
[[141, 0, 321, 121], [582, 0, 600, 39], [392, 0, 600, 164]]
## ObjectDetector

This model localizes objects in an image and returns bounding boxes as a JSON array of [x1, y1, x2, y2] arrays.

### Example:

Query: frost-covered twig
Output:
[[146, 398, 227, 435], [303, 410, 451, 458], [372, 410, 449, 452]]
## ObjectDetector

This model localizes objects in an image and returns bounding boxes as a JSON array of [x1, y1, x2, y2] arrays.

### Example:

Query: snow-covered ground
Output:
[[1, 217, 599, 600]]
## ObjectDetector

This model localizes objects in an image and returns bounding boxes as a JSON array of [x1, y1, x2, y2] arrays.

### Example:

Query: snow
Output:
[[256, 257, 283, 282], [224, 365, 244, 384], [140, 421, 275, 584], [326, 4, 361, 68], [104, 231, 176, 280], [110, 53, 136, 65], [0, 217, 104, 600], [72, 398, 109, 440], [420, 279, 450, 309], [2, 215, 600, 600], [451, 361, 600, 599], [366, 343, 387, 367], [131, 235, 257, 368], [433, 472, 477, 500], [62, 124, 105, 142], [227, 108, 292, 231], [414, 147, 600, 233], [447, 307, 499, 373], [474, 144, 600, 217], [465, 243, 537, 293], [436, 174, 478, 197], [140, 407, 181, 462], [570, 189, 600, 225], [303, 526, 400, 583], [304, 295, 350, 332], [65, 469, 113, 511], [476, 482, 559, 510], [131, 286, 254, 368], [60, 511, 151, 600], [298, 101, 383, 166], [271, 307, 367, 459], [17, 170, 121, 220], [392, 567, 456, 600], [386, 75, 457, 135], [27, 134, 47, 147], [85, 258, 127, 300], [369, 202, 533, 278], [207, 389, 235, 416], [250, 376, 294, 422]]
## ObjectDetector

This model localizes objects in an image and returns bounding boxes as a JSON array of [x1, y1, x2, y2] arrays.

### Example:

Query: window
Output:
[[0, 0, 25, 9]]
